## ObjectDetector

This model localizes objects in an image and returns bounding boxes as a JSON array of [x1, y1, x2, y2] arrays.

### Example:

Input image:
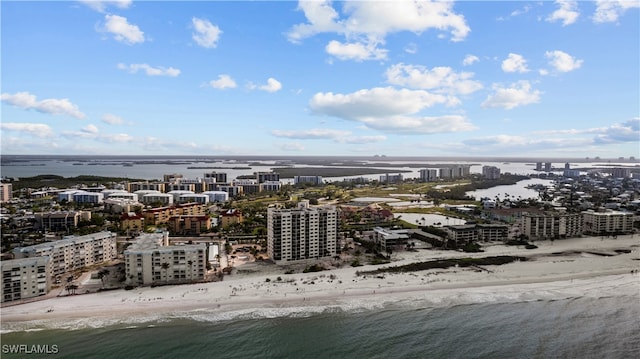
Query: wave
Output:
[[2, 274, 638, 333]]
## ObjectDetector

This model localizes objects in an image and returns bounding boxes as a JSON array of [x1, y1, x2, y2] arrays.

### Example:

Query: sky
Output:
[[1, 0, 639, 158]]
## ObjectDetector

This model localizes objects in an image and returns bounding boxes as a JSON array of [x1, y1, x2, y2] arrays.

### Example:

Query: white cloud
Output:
[[510, 5, 531, 17], [82, 124, 99, 134], [337, 135, 386, 144], [207, 75, 237, 89], [462, 118, 640, 153], [271, 128, 386, 144], [463, 134, 591, 150], [310, 87, 447, 119], [117, 63, 181, 77], [462, 54, 479, 66], [481, 81, 542, 110], [404, 43, 417, 54], [102, 113, 125, 125], [192, 17, 222, 48], [309, 87, 475, 134], [1, 91, 85, 119], [593, 118, 640, 144], [0, 122, 55, 138], [271, 128, 351, 140], [501, 53, 529, 73], [545, 50, 583, 72], [287, 0, 470, 61], [278, 142, 305, 152], [546, 0, 580, 26], [325, 40, 387, 61], [385, 63, 483, 102], [102, 14, 145, 45], [102, 133, 134, 143], [62, 127, 134, 143], [287, 0, 342, 43], [593, 0, 640, 23], [79, 0, 132, 13], [256, 78, 282, 93]]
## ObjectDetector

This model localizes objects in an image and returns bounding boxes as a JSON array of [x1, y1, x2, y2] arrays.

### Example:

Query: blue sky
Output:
[[1, 0, 639, 158]]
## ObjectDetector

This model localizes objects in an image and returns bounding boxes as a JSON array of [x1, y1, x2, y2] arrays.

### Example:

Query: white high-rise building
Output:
[[267, 203, 338, 263], [418, 169, 438, 182]]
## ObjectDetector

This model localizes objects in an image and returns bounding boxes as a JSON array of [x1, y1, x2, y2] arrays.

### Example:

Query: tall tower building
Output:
[[267, 203, 338, 263]]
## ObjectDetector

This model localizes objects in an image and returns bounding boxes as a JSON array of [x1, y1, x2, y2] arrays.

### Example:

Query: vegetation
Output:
[[356, 256, 527, 276], [302, 264, 326, 273], [8, 175, 146, 191], [272, 167, 412, 178]]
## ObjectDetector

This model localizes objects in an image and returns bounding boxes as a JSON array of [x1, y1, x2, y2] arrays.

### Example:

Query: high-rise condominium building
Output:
[[267, 202, 338, 263]]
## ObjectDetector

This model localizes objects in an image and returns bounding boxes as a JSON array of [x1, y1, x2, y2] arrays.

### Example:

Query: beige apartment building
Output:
[[521, 212, 583, 240], [1, 256, 50, 303], [13, 231, 117, 278], [124, 232, 206, 286], [582, 210, 634, 235]]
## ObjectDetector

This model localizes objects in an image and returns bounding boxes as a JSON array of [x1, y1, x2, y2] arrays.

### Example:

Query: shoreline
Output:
[[1, 236, 639, 330]]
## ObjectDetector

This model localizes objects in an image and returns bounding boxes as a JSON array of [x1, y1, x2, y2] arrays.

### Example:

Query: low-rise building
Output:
[[294, 176, 323, 186], [123, 232, 206, 286], [261, 181, 281, 192], [372, 227, 409, 251], [121, 212, 144, 234], [202, 191, 229, 203], [220, 209, 243, 228], [34, 211, 92, 231], [476, 224, 509, 241], [142, 203, 206, 225], [141, 193, 174, 206], [1, 256, 50, 303], [167, 215, 211, 235], [13, 231, 117, 278], [445, 225, 478, 244]]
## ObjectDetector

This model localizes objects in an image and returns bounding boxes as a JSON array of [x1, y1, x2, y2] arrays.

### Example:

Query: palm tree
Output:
[[161, 262, 170, 284], [97, 269, 110, 288], [187, 260, 193, 282]]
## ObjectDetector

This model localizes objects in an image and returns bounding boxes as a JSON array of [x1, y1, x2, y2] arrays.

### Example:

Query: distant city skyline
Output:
[[1, 0, 638, 157]]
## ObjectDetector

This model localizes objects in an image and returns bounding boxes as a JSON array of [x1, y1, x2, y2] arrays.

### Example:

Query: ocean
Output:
[[2, 294, 639, 358]]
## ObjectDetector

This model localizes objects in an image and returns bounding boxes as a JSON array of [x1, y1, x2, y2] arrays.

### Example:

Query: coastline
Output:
[[1, 235, 639, 331]]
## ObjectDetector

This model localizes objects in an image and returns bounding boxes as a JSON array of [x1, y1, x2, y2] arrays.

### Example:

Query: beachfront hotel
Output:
[[267, 201, 338, 263], [521, 212, 583, 240], [12, 231, 117, 278], [123, 232, 206, 286], [1, 256, 50, 303], [582, 210, 634, 235]]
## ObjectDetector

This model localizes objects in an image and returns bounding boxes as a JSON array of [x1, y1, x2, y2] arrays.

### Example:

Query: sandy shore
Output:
[[1, 235, 639, 330]]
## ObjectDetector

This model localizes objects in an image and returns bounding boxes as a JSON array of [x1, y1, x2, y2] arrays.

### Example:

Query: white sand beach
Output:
[[1, 235, 639, 330]]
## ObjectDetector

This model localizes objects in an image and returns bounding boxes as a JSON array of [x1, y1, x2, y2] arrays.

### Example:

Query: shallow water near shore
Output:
[[2, 293, 639, 359]]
